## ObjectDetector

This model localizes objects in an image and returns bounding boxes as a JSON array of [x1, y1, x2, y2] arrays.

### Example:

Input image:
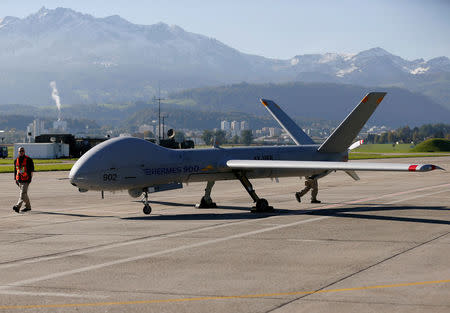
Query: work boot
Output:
[[295, 192, 301, 203], [311, 199, 321, 204], [21, 207, 31, 212], [13, 205, 19, 213]]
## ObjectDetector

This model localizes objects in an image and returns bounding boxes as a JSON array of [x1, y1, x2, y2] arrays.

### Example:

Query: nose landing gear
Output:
[[142, 191, 152, 215]]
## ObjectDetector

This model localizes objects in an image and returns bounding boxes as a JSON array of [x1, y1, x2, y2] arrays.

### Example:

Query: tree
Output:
[[398, 126, 411, 143], [230, 135, 240, 144], [387, 131, 395, 144], [202, 130, 214, 145], [378, 132, 388, 144], [240, 130, 253, 145], [213, 130, 226, 145]]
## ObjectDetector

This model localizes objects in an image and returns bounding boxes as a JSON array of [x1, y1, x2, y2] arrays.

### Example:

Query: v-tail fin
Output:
[[260, 98, 315, 145], [318, 92, 387, 153]]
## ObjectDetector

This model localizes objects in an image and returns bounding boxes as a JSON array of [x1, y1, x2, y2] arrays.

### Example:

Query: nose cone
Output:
[[69, 136, 171, 191], [68, 139, 108, 189], [69, 158, 84, 187], [69, 152, 94, 189]]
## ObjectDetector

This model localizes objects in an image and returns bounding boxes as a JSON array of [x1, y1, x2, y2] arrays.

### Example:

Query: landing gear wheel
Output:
[[196, 196, 217, 208], [252, 198, 274, 213], [143, 204, 152, 215]]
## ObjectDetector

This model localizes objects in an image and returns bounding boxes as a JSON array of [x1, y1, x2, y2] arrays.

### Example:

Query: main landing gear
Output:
[[234, 171, 273, 213], [196, 181, 217, 208], [142, 191, 152, 215]]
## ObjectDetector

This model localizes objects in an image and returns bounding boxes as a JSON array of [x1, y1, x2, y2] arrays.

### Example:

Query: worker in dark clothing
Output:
[[13, 147, 34, 213], [295, 177, 321, 204]]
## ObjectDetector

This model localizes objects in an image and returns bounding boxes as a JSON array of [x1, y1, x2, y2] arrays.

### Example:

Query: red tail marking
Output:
[[408, 165, 418, 171]]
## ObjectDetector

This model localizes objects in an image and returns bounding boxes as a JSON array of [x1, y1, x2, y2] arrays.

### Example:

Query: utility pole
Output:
[[153, 94, 165, 143], [161, 115, 169, 140], [162, 116, 166, 140]]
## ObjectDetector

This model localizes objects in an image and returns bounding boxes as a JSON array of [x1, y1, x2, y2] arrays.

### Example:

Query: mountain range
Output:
[[0, 7, 449, 117]]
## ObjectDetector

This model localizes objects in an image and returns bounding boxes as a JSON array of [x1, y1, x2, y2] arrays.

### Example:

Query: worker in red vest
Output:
[[13, 147, 35, 213]]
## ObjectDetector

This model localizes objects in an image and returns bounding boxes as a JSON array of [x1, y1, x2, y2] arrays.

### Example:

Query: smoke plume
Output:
[[49, 81, 61, 120]]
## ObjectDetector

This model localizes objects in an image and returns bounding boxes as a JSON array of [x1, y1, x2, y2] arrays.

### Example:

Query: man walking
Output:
[[295, 177, 321, 204], [13, 147, 34, 213]]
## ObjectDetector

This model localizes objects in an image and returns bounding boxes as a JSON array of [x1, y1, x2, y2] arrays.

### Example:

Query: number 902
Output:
[[103, 173, 117, 181]]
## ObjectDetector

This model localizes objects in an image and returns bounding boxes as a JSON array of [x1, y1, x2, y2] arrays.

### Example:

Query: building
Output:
[[269, 127, 282, 137], [14, 142, 69, 159], [231, 121, 241, 136], [220, 120, 230, 131], [26, 119, 46, 142], [240, 120, 249, 131]]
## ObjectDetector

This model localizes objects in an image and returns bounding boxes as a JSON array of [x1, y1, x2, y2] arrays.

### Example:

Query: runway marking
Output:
[[3, 181, 444, 270], [381, 188, 449, 205], [1, 183, 449, 291], [0, 279, 448, 310], [0, 215, 328, 290], [0, 290, 107, 299], [0, 217, 272, 269]]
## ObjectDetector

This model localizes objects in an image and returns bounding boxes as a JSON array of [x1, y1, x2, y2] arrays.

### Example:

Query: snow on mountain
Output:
[[285, 46, 449, 86], [0, 6, 254, 73], [0, 16, 20, 29], [0, 7, 448, 108], [336, 64, 359, 77], [410, 67, 430, 75]]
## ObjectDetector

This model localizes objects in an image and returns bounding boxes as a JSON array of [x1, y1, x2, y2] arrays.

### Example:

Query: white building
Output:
[[26, 119, 47, 142], [220, 120, 230, 131], [14, 142, 69, 159], [231, 121, 241, 136], [269, 127, 282, 137], [240, 120, 249, 131]]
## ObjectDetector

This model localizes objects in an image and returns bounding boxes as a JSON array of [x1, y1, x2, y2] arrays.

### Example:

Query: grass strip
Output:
[[0, 159, 69, 165], [0, 164, 73, 173]]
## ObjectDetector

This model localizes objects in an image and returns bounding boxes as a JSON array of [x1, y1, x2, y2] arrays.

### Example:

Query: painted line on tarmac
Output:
[[387, 189, 449, 204], [340, 182, 450, 206], [1, 185, 447, 292], [0, 215, 330, 291], [0, 183, 448, 291], [2, 182, 445, 270], [0, 217, 264, 269], [0, 279, 449, 310], [0, 290, 107, 299]]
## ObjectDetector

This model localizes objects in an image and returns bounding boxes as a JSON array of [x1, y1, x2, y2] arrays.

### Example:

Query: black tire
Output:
[[200, 197, 208, 207], [143, 204, 152, 215], [198, 197, 217, 208], [255, 198, 269, 212]]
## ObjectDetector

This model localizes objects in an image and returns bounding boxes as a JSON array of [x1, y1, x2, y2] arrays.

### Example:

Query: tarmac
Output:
[[0, 156, 449, 313]]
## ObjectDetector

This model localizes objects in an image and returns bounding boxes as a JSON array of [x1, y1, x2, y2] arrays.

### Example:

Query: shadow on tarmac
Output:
[[34, 211, 116, 218], [31, 203, 449, 225], [304, 205, 450, 225], [122, 204, 449, 224]]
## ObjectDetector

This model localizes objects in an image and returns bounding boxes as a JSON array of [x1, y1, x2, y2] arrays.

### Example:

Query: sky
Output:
[[1, 0, 449, 60]]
